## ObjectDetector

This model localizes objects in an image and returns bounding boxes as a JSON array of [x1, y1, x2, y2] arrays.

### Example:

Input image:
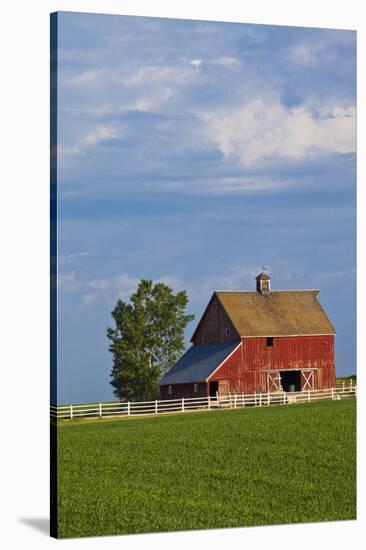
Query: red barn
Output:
[[160, 271, 336, 399]]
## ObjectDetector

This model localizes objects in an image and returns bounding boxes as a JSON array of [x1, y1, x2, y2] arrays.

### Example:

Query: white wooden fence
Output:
[[50, 381, 356, 420]]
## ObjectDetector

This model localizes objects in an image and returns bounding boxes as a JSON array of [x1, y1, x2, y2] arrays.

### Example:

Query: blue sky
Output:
[[56, 12, 356, 404]]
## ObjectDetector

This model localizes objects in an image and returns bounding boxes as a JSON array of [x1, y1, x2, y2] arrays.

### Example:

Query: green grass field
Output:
[[57, 399, 356, 538], [336, 375, 356, 382]]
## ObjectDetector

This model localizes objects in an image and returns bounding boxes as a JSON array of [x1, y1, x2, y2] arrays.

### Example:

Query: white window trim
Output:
[[194, 383, 198, 393]]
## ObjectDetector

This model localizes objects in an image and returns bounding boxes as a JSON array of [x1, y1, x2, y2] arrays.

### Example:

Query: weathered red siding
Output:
[[208, 343, 244, 393], [192, 294, 239, 345], [160, 382, 207, 400], [208, 335, 335, 394]]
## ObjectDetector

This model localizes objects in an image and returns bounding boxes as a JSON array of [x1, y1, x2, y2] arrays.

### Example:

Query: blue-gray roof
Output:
[[160, 343, 239, 385]]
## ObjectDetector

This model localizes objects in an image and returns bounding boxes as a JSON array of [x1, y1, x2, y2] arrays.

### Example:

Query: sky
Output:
[[55, 12, 356, 404]]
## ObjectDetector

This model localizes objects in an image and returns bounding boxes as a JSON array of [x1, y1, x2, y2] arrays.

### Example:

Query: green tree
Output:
[[107, 279, 194, 401]]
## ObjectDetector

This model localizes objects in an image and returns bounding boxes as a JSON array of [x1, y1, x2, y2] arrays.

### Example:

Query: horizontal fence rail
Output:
[[50, 381, 356, 421]]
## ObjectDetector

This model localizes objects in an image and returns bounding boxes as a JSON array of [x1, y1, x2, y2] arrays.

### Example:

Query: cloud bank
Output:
[[198, 98, 356, 166]]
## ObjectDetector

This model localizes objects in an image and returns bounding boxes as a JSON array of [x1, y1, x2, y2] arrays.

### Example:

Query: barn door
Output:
[[267, 371, 282, 393], [302, 370, 314, 391], [219, 380, 230, 395]]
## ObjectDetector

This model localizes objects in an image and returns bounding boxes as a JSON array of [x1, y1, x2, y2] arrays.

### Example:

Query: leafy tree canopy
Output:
[[107, 279, 194, 401]]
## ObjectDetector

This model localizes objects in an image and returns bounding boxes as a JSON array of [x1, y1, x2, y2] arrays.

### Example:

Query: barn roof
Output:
[[214, 290, 336, 337], [160, 342, 239, 386]]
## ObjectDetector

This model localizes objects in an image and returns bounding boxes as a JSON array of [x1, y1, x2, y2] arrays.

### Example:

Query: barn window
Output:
[[225, 327, 230, 336], [168, 385, 172, 395], [267, 337, 274, 347], [194, 383, 198, 393]]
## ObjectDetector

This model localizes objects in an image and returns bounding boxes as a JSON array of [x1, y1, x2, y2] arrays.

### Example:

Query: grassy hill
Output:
[[57, 399, 356, 538]]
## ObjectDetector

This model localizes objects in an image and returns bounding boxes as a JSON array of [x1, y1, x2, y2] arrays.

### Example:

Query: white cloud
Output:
[[329, 106, 356, 119], [79, 272, 201, 307], [80, 272, 141, 306], [124, 65, 196, 87], [59, 271, 142, 305], [313, 269, 355, 285], [86, 272, 140, 294], [83, 125, 118, 146], [58, 271, 79, 292], [180, 266, 262, 302], [81, 293, 98, 305], [59, 271, 76, 283], [59, 252, 90, 267], [65, 251, 89, 259], [285, 31, 355, 66], [121, 64, 200, 112], [127, 87, 174, 112], [190, 57, 240, 68], [197, 96, 356, 166], [64, 64, 197, 92], [152, 175, 294, 194], [86, 279, 110, 291], [212, 56, 241, 67], [63, 62, 200, 115], [114, 273, 141, 296], [287, 45, 320, 66], [190, 59, 202, 67], [66, 69, 106, 86], [60, 123, 121, 157]]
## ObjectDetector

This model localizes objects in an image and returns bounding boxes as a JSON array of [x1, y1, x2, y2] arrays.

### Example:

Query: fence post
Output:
[[331, 387, 334, 401], [343, 381, 345, 393], [259, 393, 262, 407], [155, 400, 158, 414], [182, 397, 185, 412], [234, 394, 237, 408], [267, 392, 270, 406], [350, 379, 353, 392], [308, 390, 310, 403], [208, 395, 211, 411], [70, 404, 73, 419], [283, 392, 286, 405], [254, 392, 257, 407], [127, 401, 130, 416], [99, 402, 102, 417]]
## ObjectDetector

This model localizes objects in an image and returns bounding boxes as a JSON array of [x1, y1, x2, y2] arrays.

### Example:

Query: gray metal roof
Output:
[[160, 343, 239, 386]]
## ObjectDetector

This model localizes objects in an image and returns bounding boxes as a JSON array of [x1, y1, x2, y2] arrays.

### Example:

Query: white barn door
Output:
[[302, 370, 314, 390], [267, 371, 282, 393]]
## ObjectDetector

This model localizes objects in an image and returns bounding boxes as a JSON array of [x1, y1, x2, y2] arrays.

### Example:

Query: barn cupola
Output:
[[256, 269, 271, 296]]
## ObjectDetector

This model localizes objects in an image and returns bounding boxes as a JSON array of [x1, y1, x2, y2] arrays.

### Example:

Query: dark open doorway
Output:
[[280, 370, 301, 392], [209, 381, 218, 397]]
